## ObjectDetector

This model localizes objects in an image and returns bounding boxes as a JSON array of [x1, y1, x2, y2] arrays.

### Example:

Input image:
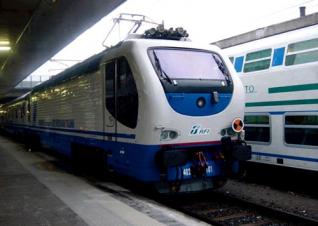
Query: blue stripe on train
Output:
[[252, 151, 318, 163], [7, 123, 135, 139]]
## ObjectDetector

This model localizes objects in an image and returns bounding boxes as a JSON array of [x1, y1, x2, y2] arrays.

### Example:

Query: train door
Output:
[[104, 57, 138, 171]]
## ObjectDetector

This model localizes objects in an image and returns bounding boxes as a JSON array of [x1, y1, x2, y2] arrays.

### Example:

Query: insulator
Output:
[[148, 28, 156, 35], [183, 30, 189, 37], [143, 25, 190, 40], [176, 27, 184, 35], [157, 24, 165, 33]]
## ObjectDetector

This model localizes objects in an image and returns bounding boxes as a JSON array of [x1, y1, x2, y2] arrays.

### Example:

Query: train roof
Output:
[[212, 12, 318, 49], [32, 50, 106, 93], [30, 36, 222, 93]]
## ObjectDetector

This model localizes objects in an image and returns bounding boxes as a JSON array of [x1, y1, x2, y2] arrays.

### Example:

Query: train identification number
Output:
[[183, 165, 213, 176], [183, 168, 191, 176], [206, 165, 213, 174]]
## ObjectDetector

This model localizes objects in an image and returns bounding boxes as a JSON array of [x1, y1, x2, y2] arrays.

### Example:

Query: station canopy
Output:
[[0, 0, 125, 103]]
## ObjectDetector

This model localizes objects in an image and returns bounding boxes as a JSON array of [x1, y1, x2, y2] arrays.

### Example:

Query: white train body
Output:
[[1, 36, 251, 192], [224, 24, 318, 171]]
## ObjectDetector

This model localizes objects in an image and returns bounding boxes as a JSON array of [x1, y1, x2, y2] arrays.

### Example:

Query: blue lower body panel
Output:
[[3, 124, 231, 192]]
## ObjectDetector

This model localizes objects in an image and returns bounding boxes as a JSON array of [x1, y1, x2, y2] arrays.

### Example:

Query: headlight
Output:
[[160, 130, 179, 141], [196, 97, 206, 108]]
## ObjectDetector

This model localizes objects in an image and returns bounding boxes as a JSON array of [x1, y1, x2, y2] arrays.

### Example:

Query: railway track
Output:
[[71, 163, 317, 226], [163, 191, 318, 226], [91, 175, 318, 226]]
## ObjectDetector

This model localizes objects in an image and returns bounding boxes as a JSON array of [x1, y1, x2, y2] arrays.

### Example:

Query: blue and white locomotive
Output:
[[0, 27, 251, 193]]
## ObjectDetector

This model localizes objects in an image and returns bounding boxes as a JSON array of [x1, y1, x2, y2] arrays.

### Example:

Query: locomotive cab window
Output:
[[285, 115, 318, 146], [105, 57, 138, 129], [244, 115, 270, 143], [148, 48, 233, 93]]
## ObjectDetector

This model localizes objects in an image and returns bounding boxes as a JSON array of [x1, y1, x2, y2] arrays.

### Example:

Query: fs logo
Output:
[[190, 125, 210, 135]]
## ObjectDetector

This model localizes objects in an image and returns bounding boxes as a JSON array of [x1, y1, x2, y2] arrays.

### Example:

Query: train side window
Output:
[[244, 115, 270, 143], [285, 115, 318, 146], [285, 50, 318, 66], [287, 38, 318, 52], [285, 38, 318, 66], [229, 57, 234, 64], [117, 57, 138, 129], [243, 49, 272, 73]]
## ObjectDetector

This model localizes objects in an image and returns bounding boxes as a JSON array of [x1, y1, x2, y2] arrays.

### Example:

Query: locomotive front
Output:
[[121, 30, 251, 193]]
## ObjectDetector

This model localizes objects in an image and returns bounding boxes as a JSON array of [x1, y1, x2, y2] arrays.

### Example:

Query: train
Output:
[[0, 26, 251, 193], [223, 22, 318, 172]]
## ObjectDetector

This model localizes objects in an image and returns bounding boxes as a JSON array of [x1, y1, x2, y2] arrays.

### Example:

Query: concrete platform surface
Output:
[[0, 136, 209, 226], [0, 138, 87, 226]]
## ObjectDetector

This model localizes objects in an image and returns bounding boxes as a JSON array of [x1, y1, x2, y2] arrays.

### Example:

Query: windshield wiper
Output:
[[153, 51, 173, 84], [213, 55, 231, 85]]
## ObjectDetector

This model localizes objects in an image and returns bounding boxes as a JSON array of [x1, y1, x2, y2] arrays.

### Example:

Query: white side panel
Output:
[[33, 71, 104, 132]]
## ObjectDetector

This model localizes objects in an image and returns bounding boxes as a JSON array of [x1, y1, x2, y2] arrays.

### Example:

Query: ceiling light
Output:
[[0, 46, 11, 51], [0, 41, 10, 45]]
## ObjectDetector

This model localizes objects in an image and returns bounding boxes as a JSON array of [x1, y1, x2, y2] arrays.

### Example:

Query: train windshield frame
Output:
[[148, 47, 233, 93]]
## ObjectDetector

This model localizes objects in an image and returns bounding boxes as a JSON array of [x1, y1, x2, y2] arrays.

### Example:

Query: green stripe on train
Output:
[[246, 99, 318, 107], [268, 83, 318, 93]]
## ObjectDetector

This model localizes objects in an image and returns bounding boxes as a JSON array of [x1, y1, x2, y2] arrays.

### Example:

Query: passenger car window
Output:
[[244, 115, 270, 142], [287, 38, 318, 52], [285, 38, 318, 66], [285, 115, 318, 146], [243, 49, 272, 73]]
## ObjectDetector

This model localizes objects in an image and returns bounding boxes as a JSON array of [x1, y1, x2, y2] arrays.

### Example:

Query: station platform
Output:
[[0, 135, 208, 226]]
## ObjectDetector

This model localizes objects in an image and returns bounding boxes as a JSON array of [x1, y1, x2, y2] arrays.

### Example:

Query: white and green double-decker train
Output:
[[221, 14, 318, 172]]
